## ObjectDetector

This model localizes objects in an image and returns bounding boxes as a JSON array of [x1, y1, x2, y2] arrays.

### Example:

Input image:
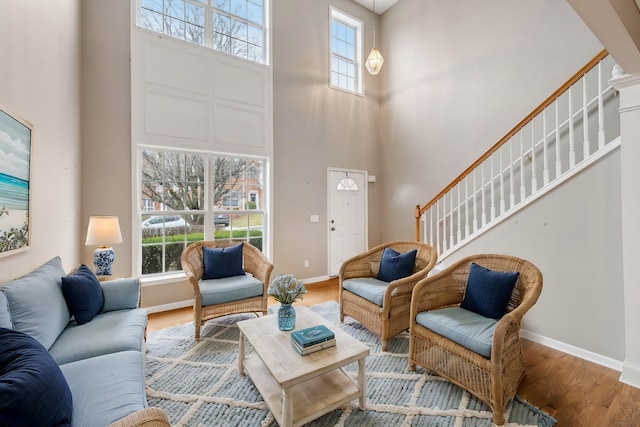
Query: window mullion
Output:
[[205, 153, 213, 240], [203, 0, 214, 48]]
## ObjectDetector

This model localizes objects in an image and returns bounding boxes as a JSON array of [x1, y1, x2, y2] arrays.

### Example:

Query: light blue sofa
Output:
[[0, 257, 169, 427]]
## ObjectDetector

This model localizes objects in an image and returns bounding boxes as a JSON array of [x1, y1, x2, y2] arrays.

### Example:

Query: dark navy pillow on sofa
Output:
[[202, 243, 245, 280], [461, 262, 520, 320], [61, 264, 104, 325], [376, 247, 418, 282], [0, 328, 72, 427]]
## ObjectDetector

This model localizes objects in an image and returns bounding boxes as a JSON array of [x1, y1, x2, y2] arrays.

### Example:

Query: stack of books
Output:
[[290, 324, 336, 356]]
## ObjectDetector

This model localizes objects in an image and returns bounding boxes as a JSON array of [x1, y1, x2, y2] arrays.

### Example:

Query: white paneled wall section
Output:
[[131, 30, 273, 157]]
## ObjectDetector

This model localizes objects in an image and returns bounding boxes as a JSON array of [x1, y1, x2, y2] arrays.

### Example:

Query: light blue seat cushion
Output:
[[1, 257, 70, 350], [60, 351, 147, 427], [200, 273, 264, 306], [0, 292, 12, 329], [49, 308, 147, 365], [342, 278, 389, 307], [415, 306, 497, 358]]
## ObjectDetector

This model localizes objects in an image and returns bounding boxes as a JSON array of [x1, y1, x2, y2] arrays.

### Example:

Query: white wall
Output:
[[80, 0, 133, 278], [272, 0, 383, 279], [380, 0, 604, 240], [379, 0, 626, 362], [0, 1, 82, 281]]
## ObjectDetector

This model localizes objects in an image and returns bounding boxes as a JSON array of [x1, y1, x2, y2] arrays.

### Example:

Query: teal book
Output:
[[290, 324, 335, 348], [291, 337, 336, 356]]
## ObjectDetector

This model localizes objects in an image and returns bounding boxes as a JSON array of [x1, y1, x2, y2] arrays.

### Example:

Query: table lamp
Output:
[[85, 216, 123, 276]]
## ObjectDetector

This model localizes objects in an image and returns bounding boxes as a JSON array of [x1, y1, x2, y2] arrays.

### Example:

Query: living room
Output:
[[2, 0, 640, 424]]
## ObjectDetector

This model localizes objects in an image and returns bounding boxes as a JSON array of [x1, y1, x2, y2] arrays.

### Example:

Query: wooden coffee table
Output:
[[237, 305, 369, 427]]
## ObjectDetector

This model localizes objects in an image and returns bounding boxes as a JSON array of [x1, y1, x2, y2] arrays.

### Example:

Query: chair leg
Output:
[[194, 310, 201, 340], [492, 408, 506, 426], [381, 338, 388, 351]]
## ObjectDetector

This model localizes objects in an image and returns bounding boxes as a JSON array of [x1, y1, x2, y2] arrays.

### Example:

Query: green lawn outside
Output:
[[142, 229, 263, 245], [230, 213, 263, 228]]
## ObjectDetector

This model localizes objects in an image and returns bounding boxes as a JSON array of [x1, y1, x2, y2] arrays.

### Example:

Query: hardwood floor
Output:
[[147, 278, 640, 426]]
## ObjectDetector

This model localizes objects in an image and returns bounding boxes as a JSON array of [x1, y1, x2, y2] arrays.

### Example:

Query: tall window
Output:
[[140, 148, 266, 276], [330, 7, 363, 95], [139, 0, 267, 64]]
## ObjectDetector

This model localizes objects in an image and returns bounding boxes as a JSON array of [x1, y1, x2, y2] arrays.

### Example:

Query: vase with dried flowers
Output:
[[267, 274, 307, 331]]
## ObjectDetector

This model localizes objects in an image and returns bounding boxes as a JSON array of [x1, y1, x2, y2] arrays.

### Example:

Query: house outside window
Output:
[[139, 148, 266, 276], [138, 0, 267, 64], [248, 191, 258, 209], [330, 7, 363, 95], [222, 190, 241, 208]]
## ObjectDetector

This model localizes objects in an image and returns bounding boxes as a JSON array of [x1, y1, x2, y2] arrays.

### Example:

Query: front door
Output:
[[328, 169, 367, 276]]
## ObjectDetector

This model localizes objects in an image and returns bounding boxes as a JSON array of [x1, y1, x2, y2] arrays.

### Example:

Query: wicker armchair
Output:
[[107, 408, 171, 427], [409, 254, 543, 425], [339, 241, 437, 350], [181, 241, 275, 339]]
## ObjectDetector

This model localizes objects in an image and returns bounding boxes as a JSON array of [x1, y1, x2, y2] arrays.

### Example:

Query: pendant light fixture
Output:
[[365, 0, 384, 75]]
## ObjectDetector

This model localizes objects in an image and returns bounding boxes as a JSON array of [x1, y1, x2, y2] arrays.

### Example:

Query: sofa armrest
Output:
[[107, 408, 171, 427], [101, 278, 141, 312]]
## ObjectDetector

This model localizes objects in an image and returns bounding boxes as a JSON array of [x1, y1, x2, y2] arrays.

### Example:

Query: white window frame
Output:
[[329, 6, 363, 96], [137, 146, 268, 277], [136, 0, 269, 65]]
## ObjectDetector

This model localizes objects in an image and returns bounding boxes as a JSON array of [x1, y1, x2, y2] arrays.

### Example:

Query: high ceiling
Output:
[[352, 0, 399, 15], [567, 0, 640, 74]]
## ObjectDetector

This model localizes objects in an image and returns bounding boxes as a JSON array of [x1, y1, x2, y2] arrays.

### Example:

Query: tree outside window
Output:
[[140, 149, 266, 275], [139, 0, 266, 64]]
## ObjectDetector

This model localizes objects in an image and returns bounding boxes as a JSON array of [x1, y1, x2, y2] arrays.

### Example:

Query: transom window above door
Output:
[[337, 177, 359, 191]]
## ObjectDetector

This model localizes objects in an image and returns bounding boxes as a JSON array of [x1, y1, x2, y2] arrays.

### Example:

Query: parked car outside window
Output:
[[142, 216, 189, 229], [214, 214, 229, 226]]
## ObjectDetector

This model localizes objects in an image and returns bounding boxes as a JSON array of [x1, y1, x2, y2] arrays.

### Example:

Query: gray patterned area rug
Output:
[[145, 301, 555, 427]]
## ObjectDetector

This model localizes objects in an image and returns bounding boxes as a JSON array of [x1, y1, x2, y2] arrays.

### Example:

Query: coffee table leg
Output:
[[358, 357, 366, 410], [238, 331, 245, 376], [282, 387, 293, 426]]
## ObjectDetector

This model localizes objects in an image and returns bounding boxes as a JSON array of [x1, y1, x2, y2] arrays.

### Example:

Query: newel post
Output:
[[414, 205, 421, 241], [612, 71, 640, 389]]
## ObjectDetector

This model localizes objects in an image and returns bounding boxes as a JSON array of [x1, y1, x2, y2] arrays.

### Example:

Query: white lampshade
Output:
[[365, 47, 384, 75], [85, 216, 123, 246]]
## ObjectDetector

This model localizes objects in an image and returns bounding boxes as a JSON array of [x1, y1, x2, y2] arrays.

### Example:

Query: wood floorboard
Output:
[[147, 277, 640, 426]]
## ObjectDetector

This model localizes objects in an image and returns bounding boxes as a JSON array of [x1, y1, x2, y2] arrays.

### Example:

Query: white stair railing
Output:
[[415, 51, 620, 260]]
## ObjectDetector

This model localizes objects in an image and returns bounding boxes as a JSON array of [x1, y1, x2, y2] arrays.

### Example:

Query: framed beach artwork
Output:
[[0, 106, 32, 257]]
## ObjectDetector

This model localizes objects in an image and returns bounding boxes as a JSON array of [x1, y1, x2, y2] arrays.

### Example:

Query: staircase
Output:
[[414, 50, 620, 260]]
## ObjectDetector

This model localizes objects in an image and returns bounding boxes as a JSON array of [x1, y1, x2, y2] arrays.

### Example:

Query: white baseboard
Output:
[[301, 275, 332, 284], [521, 329, 623, 372], [620, 360, 640, 388], [145, 299, 194, 314]]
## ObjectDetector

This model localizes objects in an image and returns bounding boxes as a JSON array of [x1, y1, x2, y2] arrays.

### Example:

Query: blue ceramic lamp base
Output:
[[93, 246, 115, 276]]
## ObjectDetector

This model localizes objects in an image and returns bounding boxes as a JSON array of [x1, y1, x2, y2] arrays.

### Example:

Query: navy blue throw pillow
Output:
[[461, 262, 520, 320], [61, 264, 104, 325], [376, 248, 418, 282], [202, 243, 245, 280], [0, 328, 73, 427]]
